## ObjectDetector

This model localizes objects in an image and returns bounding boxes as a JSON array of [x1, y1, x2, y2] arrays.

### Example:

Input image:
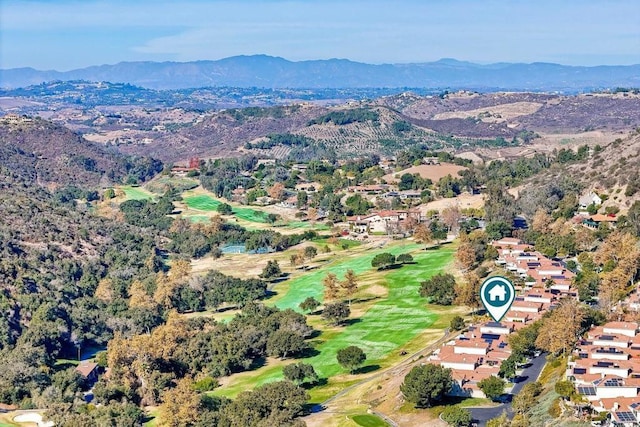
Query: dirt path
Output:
[[304, 329, 455, 427]]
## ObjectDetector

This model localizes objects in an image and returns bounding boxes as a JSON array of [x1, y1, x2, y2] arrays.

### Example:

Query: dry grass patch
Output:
[[383, 163, 467, 183]]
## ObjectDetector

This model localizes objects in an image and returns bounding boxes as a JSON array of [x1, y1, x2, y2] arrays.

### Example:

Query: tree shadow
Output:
[[352, 295, 379, 304], [142, 414, 157, 424], [301, 377, 328, 390], [266, 275, 290, 284], [215, 305, 239, 313], [377, 263, 403, 271], [248, 356, 266, 370], [262, 290, 278, 300], [354, 364, 380, 374], [341, 318, 362, 326], [305, 329, 322, 339], [299, 347, 321, 358]]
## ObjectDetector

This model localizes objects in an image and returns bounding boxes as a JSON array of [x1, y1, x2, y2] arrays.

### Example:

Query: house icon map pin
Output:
[[480, 276, 515, 322]]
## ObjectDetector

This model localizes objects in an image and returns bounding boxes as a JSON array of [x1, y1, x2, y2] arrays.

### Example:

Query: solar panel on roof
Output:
[[577, 386, 596, 396], [615, 411, 636, 422], [603, 378, 623, 386], [481, 333, 500, 341]]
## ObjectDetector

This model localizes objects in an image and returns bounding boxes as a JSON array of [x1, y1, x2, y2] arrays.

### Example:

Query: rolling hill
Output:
[[0, 117, 161, 189], [112, 91, 640, 162]]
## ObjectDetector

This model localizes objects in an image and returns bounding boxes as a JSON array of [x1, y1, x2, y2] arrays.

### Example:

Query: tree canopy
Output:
[[336, 346, 366, 373], [419, 273, 457, 305], [400, 364, 452, 408]]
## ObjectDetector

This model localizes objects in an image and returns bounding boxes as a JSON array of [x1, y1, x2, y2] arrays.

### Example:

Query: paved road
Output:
[[469, 353, 547, 426]]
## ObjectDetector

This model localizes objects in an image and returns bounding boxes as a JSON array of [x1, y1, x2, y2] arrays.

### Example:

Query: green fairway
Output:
[[184, 194, 269, 223], [215, 244, 454, 399], [312, 237, 361, 249], [122, 185, 154, 200], [184, 194, 223, 210], [146, 176, 198, 194], [277, 220, 331, 231], [301, 247, 452, 378], [272, 243, 421, 311], [351, 414, 389, 427]]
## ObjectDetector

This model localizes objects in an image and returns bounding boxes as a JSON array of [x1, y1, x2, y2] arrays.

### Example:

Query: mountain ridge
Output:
[[2, 55, 639, 91]]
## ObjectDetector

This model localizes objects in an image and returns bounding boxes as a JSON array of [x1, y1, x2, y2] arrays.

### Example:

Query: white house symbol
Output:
[[488, 284, 507, 302]]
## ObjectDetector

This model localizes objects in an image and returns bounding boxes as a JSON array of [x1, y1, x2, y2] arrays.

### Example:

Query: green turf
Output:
[[145, 176, 198, 194], [272, 243, 422, 311], [184, 194, 222, 210], [187, 215, 211, 223], [215, 245, 453, 398], [280, 221, 330, 231], [122, 186, 154, 201], [312, 237, 361, 248], [184, 195, 269, 223], [351, 414, 389, 427]]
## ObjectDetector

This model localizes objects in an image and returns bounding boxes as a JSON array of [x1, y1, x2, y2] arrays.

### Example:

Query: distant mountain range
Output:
[[2, 55, 639, 91]]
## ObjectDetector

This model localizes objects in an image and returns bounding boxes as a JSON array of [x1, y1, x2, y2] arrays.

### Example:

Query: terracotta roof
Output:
[[590, 214, 618, 222], [76, 361, 98, 377], [604, 322, 639, 332]]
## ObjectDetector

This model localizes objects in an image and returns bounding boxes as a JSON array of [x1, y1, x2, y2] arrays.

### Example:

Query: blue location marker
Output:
[[480, 276, 515, 322]]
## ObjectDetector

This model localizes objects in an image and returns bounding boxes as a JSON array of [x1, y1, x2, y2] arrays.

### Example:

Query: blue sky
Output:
[[1, 0, 639, 70]]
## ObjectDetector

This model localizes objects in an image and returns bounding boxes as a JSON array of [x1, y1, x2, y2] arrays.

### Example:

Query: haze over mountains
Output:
[[2, 55, 640, 91]]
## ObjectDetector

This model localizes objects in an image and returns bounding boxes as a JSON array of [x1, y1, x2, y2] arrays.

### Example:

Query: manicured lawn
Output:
[[279, 221, 330, 231], [187, 215, 211, 223], [351, 414, 389, 427], [301, 247, 452, 378], [122, 185, 154, 201], [146, 176, 198, 194], [215, 244, 454, 400], [184, 194, 223, 210], [312, 237, 361, 249], [234, 207, 268, 223], [271, 243, 423, 311], [184, 194, 269, 223]]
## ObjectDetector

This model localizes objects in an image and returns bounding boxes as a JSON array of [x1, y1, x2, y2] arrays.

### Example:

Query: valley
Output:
[[1, 84, 640, 427]]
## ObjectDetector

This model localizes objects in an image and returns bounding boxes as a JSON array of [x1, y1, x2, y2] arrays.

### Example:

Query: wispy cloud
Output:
[[1, 0, 639, 69]]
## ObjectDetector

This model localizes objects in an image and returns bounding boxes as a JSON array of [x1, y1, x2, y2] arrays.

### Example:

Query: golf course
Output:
[[184, 193, 271, 223], [214, 241, 456, 403]]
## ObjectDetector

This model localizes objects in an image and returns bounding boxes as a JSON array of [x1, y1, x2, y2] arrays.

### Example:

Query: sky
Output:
[[1, 0, 639, 70]]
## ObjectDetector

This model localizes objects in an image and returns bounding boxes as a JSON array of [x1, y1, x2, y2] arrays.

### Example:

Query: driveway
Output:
[[468, 353, 547, 426]]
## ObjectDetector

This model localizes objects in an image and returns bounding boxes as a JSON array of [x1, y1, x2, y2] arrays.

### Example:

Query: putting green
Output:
[[184, 195, 269, 223], [351, 414, 389, 427], [121, 185, 154, 201], [187, 215, 211, 223], [216, 244, 454, 398]]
